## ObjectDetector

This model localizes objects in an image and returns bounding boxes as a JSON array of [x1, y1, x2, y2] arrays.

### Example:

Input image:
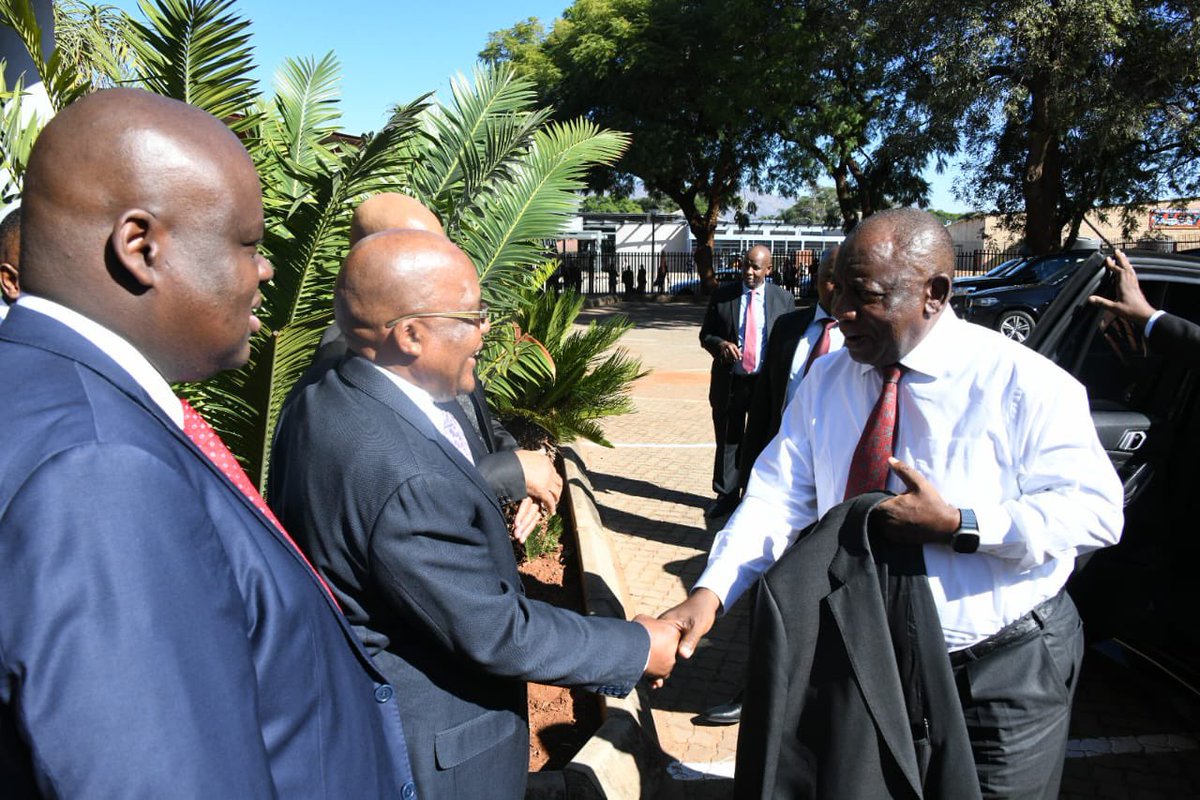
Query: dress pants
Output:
[[951, 590, 1084, 799], [712, 373, 757, 497]]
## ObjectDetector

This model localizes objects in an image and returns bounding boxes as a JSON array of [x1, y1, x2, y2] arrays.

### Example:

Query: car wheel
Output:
[[997, 310, 1035, 342]]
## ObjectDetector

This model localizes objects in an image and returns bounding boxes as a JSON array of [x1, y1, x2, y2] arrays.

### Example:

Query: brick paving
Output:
[[575, 298, 1200, 799]]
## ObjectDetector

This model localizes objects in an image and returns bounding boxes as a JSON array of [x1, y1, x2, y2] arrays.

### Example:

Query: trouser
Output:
[[950, 590, 1084, 799], [711, 374, 756, 496]]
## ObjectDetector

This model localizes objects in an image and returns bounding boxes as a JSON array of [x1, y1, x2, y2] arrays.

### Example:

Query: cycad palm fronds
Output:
[[411, 65, 551, 230], [259, 52, 342, 201], [126, 0, 258, 132], [0, 69, 46, 202], [0, 0, 92, 110], [456, 118, 629, 318], [489, 290, 647, 447]]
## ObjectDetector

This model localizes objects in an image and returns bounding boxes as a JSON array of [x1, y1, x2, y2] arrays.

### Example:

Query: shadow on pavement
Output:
[[590, 471, 709, 510]]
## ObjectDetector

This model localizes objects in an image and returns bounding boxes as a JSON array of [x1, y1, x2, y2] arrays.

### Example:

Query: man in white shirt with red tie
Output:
[[699, 244, 794, 518], [664, 207, 1124, 797]]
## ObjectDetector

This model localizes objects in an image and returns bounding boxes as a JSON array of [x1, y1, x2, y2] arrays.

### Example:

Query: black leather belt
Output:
[[949, 592, 1063, 668]]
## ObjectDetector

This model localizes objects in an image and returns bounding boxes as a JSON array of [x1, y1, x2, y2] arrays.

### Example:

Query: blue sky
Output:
[[111, 0, 969, 212]]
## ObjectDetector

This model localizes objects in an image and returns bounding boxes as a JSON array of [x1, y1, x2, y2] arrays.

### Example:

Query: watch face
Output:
[[953, 532, 981, 554]]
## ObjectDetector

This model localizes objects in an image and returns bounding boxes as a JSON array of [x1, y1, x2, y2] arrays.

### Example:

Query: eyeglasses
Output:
[[384, 304, 489, 329]]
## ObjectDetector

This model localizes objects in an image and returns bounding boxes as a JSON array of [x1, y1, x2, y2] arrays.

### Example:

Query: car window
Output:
[[1063, 280, 1200, 417], [1030, 254, 1087, 284]]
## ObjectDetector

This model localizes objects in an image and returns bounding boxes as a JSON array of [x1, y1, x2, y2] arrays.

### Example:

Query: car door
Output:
[[1030, 250, 1200, 687]]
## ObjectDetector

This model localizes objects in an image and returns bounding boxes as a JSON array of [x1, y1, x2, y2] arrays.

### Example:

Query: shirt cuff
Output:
[[692, 567, 739, 614], [971, 503, 1014, 552], [1144, 309, 1166, 338]]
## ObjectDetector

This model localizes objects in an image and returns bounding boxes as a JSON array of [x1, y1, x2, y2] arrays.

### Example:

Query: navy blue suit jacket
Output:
[[268, 354, 649, 800], [0, 307, 415, 798]]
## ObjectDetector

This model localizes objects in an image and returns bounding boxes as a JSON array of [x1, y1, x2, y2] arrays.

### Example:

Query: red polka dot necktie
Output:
[[179, 398, 340, 609], [843, 364, 905, 501], [801, 318, 838, 378]]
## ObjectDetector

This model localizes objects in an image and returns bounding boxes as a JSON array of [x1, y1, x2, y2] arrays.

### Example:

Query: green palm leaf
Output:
[[0, 0, 92, 110], [0, 68, 46, 201], [260, 52, 342, 200], [126, 0, 258, 132]]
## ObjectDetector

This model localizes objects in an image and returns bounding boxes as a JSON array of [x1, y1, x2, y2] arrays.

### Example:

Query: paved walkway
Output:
[[576, 299, 1200, 799]]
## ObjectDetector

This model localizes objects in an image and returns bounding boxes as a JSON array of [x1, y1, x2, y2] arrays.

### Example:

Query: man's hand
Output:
[[716, 340, 741, 365], [634, 614, 683, 684], [514, 449, 562, 514], [509, 497, 540, 545], [658, 588, 722, 661], [1087, 250, 1156, 329], [869, 458, 960, 545]]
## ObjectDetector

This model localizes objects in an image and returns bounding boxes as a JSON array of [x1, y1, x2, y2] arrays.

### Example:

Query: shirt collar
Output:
[[369, 363, 443, 424], [17, 294, 184, 428], [852, 308, 963, 379], [814, 303, 830, 321]]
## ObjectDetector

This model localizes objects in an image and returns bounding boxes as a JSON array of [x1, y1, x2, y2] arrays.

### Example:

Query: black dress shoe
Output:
[[703, 493, 740, 519], [697, 693, 743, 725]]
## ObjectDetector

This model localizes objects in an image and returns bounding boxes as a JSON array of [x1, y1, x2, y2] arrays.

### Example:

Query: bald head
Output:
[[832, 208, 953, 366], [847, 208, 955, 284], [349, 193, 443, 246], [21, 88, 271, 381], [743, 245, 773, 290], [335, 229, 486, 399]]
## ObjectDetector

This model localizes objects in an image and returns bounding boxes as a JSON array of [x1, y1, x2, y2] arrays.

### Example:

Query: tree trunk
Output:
[[832, 163, 859, 233], [1022, 82, 1064, 254]]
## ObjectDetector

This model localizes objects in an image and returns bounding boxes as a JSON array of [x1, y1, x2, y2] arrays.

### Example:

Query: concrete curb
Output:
[[525, 447, 668, 799]]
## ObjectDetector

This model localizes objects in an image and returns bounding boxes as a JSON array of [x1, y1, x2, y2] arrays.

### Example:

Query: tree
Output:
[[768, 0, 958, 232], [931, 0, 1200, 253], [2, 0, 638, 486], [780, 185, 841, 227], [580, 193, 643, 213], [482, 0, 785, 290]]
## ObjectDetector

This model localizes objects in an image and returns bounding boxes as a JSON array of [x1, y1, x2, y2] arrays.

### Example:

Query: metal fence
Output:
[[552, 251, 816, 299], [554, 237, 1200, 298]]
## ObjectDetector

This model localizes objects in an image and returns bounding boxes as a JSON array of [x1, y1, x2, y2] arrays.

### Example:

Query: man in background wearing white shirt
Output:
[[662, 207, 1124, 797]]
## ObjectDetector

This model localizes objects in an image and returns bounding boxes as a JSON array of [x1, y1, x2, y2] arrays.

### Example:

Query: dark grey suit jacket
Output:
[[1149, 312, 1200, 368], [741, 306, 817, 474], [699, 280, 794, 410], [268, 354, 649, 800], [735, 493, 980, 800]]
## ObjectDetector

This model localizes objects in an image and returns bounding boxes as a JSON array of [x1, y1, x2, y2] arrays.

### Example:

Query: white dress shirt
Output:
[[16, 294, 183, 428], [732, 284, 767, 375], [371, 365, 473, 461], [784, 303, 844, 407], [696, 309, 1124, 650], [0, 302, 8, 322]]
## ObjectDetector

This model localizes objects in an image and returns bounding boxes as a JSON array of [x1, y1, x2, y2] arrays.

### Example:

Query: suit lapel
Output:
[[338, 356, 501, 509], [2, 308, 364, 634], [825, 498, 925, 798]]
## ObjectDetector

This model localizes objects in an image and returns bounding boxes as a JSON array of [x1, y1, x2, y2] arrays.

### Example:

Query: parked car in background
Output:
[[951, 256, 1029, 296], [669, 268, 741, 296], [1029, 248, 1200, 692], [953, 249, 1097, 341]]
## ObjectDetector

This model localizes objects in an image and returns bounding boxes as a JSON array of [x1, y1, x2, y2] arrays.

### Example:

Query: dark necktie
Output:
[[843, 364, 905, 501], [180, 398, 340, 608], [801, 317, 838, 378]]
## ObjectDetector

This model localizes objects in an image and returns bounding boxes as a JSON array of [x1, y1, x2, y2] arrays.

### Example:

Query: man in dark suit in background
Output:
[[268, 229, 682, 799], [0, 88, 414, 797], [699, 245, 844, 726], [699, 244, 794, 517], [1089, 248, 1200, 365]]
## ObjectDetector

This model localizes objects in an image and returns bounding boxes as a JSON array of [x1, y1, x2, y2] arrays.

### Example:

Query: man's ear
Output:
[[391, 319, 422, 357], [109, 209, 161, 289], [927, 274, 952, 315], [0, 262, 19, 303]]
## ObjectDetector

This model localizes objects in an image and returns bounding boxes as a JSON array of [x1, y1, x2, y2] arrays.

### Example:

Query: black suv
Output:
[[1029, 248, 1200, 689], [951, 250, 1098, 342]]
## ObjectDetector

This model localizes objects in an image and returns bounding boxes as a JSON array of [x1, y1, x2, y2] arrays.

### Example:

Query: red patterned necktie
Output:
[[802, 317, 838, 377], [741, 289, 760, 373], [179, 398, 340, 609], [843, 364, 905, 501]]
